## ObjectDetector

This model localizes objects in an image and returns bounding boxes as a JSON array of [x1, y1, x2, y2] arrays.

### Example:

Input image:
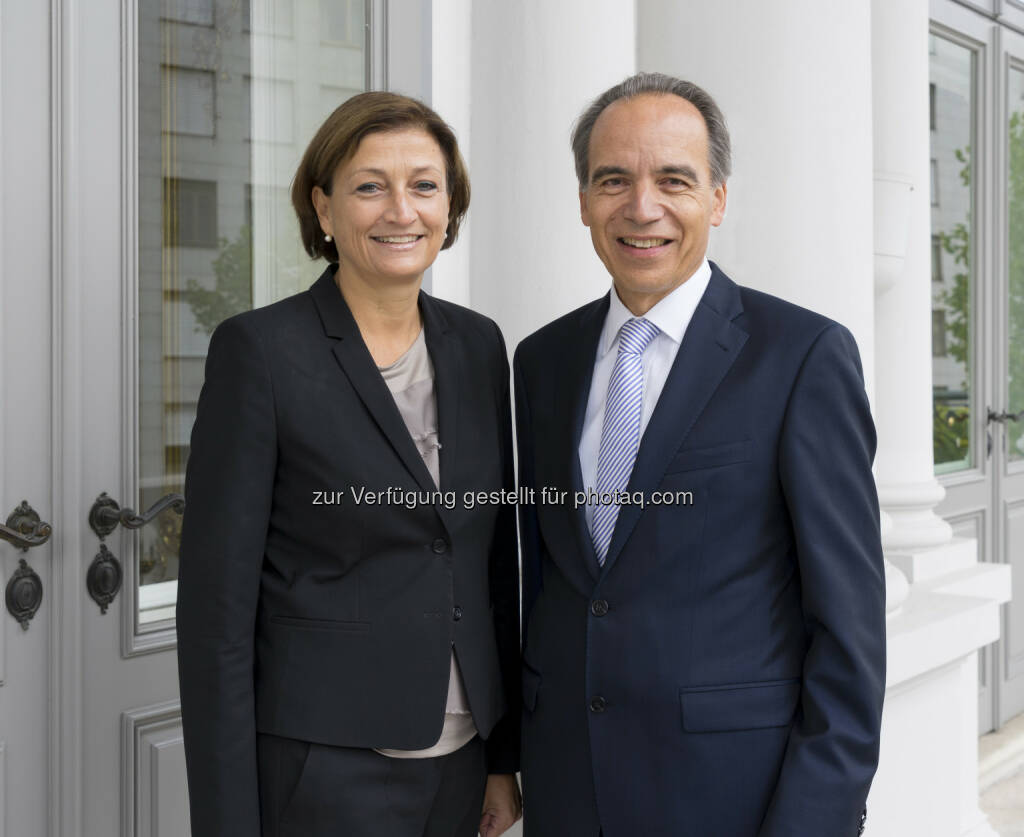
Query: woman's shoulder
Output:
[[422, 293, 506, 350], [213, 286, 322, 344]]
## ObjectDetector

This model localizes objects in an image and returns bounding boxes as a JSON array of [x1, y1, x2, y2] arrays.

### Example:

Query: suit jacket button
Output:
[[591, 599, 609, 617], [431, 538, 448, 554], [589, 696, 606, 713], [452, 606, 463, 621]]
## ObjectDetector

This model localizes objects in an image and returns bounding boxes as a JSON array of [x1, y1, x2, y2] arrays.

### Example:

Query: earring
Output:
[[324, 233, 333, 242]]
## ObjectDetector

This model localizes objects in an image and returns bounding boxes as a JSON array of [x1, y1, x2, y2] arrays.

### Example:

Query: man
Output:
[[514, 72, 885, 837]]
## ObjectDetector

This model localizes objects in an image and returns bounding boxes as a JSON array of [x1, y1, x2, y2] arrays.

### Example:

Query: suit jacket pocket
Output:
[[522, 663, 542, 713], [664, 439, 752, 474], [680, 678, 800, 732], [269, 615, 370, 633]]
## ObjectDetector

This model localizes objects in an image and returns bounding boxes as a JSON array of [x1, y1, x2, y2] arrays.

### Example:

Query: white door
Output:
[[0, 1, 434, 833]]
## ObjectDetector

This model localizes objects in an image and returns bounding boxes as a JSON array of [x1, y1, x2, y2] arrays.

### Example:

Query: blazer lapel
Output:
[[559, 296, 609, 581], [308, 268, 444, 520], [599, 267, 749, 577], [419, 293, 459, 499]]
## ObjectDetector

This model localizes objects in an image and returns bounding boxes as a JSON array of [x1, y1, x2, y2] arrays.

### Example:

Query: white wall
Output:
[[637, 0, 877, 396]]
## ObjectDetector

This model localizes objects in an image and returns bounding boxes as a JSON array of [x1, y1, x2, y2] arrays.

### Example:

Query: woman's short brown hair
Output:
[[291, 91, 471, 262]]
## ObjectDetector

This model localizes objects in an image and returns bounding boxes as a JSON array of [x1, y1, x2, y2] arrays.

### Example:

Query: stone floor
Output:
[[981, 767, 1024, 836], [980, 712, 1024, 835]]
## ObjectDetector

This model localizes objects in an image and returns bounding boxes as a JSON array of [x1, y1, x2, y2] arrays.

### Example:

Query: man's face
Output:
[[580, 93, 727, 313]]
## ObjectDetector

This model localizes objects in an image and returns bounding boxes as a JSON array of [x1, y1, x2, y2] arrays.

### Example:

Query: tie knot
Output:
[[617, 317, 660, 356]]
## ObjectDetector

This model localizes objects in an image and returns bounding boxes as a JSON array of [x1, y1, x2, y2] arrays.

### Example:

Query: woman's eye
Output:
[[356, 183, 381, 194], [414, 181, 439, 192]]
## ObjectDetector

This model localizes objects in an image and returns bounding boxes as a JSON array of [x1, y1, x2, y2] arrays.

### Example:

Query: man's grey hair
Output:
[[571, 72, 732, 189]]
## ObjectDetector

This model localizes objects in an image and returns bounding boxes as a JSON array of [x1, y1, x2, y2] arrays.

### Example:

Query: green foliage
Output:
[[934, 146, 972, 465], [184, 224, 253, 335], [933, 402, 971, 465]]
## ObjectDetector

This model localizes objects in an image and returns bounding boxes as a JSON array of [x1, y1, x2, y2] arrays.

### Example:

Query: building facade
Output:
[[0, 0, 1019, 834]]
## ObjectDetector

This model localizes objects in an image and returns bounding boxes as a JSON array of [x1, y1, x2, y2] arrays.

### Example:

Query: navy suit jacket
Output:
[[513, 263, 886, 837]]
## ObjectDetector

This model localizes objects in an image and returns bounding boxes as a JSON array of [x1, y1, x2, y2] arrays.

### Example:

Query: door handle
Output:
[[85, 492, 185, 614], [88, 492, 185, 539], [0, 500, 52, 549], [2, 501, 51, 630]]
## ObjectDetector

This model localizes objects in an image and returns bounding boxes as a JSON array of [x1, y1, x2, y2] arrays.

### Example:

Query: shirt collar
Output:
[[598, 258, 712, 358]]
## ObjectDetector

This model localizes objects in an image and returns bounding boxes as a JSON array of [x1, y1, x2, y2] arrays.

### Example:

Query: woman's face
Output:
[[313, 128, 451, 287]]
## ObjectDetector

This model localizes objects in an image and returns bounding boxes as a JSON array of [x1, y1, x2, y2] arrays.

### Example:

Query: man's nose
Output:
[[624, 182, 663, 224], [385, 190, 417, 225]]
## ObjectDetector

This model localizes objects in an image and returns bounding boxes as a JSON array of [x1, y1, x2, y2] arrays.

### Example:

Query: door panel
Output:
[[0, 0, 57, 834]]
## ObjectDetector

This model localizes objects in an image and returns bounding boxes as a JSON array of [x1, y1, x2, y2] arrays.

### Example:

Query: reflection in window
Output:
[[933, 310, 948, 357], [162, 0, 215, 26], [164, 66, 216, 136], [137, 0, 366, 625], [930, 37, 974, 473], [1006, 67, 1024, 461], [321, 0, 362, 45], [164, 178, 218, 248]]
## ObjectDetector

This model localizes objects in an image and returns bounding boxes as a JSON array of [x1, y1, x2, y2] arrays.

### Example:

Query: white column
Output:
[[463, 1, 636, 349], [872, 0, 967, 586], [638, 0, 876, 386]]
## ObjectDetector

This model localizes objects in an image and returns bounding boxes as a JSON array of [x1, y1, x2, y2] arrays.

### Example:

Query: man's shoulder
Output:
[[723, 272, 846, 348], [515, 295, 608, 366]]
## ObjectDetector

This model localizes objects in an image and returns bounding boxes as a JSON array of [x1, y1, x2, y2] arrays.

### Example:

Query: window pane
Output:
[[1007, 66, 1024, 460], [931, 36, 975, 473], [137, 0, 366, 627], [162, 0, 214, 26], [164, 66, 216, 136]]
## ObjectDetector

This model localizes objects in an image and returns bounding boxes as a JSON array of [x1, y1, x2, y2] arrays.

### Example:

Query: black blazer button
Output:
[[589, 696, 606, 713], [591, 599, 609, 617], [452, 606, 463, 621], [431, 538, 448, 554]]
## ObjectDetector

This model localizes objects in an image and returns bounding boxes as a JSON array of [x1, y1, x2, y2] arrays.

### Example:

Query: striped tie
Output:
[[591, 317, 661, 565]]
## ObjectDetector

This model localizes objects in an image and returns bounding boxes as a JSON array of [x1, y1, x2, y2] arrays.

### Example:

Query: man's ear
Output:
[[312, 185, 332, 236], [710, 181, 728, 227], [579, 189, 591, 228]]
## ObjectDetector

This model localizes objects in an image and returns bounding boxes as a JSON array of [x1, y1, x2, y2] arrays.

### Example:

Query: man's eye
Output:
[[414, 181, 439, 192], [602, 178, 625, 187], [664, 178, 690, 188], [356, 183, 381, 194]]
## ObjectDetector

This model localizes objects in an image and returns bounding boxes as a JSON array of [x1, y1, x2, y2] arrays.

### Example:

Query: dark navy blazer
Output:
[[177, 266, 520, 836], [514, 263, 885, 837]]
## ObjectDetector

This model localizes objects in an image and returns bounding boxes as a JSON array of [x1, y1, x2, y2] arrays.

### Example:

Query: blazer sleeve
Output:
[[485, 322, 523, 774], [759, 324, 886, 837], [176, 315, 277, 837], [513, 346, 543, 631]]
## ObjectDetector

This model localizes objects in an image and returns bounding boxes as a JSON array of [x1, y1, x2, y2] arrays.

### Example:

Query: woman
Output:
[[177, 91, 521, 837]]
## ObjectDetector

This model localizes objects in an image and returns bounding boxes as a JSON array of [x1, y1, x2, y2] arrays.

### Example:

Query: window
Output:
[[161, 0, 214, 26], [933, 310, 948, 356], [321, 0, 363, 45], [929, 35, 974, 472], [163, 66, 216, 137], [136, 0, 374, 641], [163, 178, 218, 249]]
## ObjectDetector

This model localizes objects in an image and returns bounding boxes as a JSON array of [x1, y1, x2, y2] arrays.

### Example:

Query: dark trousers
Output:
[[257, 733, 487, 837]]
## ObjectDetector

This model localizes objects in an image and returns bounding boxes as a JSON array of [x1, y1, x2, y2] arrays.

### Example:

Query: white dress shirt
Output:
[[580, 259, 712, 533]]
